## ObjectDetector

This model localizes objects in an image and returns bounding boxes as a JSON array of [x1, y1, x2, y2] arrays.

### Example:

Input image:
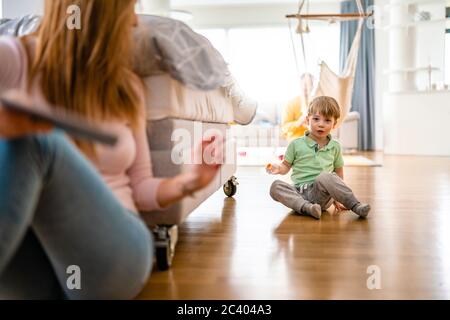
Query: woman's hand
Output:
[[0, 91, 53, 139], [181, 136, 224, 195], [156, 136, 224, 208]]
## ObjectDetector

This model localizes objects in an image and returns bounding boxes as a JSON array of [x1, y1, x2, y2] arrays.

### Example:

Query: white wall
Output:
[[414, 2, 446, 90], [375, 0, 449, 153], [378, 0, 450, 156], [374, 0, 389, 151], [383, 91, 450, 156], [2, 0, 43, 18]]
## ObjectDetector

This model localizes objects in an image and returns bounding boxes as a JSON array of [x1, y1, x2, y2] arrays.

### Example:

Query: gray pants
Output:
[[270, 172, 360, 213]]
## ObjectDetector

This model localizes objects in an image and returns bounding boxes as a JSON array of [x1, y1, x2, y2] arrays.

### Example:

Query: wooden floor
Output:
[[138, 154, 450, 300]]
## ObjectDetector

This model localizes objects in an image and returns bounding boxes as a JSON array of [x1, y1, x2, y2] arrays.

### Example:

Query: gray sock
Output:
[[302, 203, 322, 220], [352, 203, 371, 218]]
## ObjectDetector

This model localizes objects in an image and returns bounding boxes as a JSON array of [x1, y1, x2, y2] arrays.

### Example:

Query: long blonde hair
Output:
[[23, 0, 140, 154]]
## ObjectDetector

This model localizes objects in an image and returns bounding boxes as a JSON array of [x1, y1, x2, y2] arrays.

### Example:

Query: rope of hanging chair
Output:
[[288, 18, 303, 88], [288, 0, 369, 125], [288, 0, 312, 88], [297, 0, 306, 15], [290, 0, 366, 71], [356, 0, 364, 16]]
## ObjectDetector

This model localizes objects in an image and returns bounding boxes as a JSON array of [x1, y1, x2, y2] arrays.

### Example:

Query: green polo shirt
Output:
[[284, 132, 344, 187]]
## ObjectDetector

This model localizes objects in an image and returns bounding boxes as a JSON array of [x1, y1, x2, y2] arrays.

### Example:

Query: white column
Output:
[[446, 1, 450, 85], [388, 0, 417, 92]]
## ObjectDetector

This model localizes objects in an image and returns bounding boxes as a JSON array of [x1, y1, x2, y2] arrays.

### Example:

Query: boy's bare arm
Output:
[[334, 167, 344, 180], [266, 160, 292, 175], [278, 160, 292, 175]]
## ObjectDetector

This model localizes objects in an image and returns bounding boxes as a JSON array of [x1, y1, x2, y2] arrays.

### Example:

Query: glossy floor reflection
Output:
[[138, 154, 450, 300]]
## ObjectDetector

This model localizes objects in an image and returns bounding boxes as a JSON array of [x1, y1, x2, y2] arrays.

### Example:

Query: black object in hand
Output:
[[0, 96, 118, 146]]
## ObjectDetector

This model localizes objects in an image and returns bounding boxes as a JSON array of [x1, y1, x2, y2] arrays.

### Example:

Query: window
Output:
[[197, 24, 340, 107], [197, 28, 228, 61], [0, 0, 3, 18]]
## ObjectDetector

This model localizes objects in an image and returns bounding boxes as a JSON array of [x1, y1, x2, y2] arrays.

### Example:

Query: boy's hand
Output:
[[333, 201, 348, 213], [266, 163, 280, 175]]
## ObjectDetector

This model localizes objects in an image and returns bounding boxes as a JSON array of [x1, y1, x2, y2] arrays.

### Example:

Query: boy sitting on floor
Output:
[[267, 96, 371, 220]]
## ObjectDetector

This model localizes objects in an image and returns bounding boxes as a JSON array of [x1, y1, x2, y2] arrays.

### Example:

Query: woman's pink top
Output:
[[0, 36, 163, 213]]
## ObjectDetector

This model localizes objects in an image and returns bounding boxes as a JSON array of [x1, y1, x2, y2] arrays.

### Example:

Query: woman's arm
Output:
[[156, 138, 222, 208], [0, 38, 53, 138], [0, 92, 53, 139], [0, 37, 24, 93], [0, 105, 52, 138], [130, 129, 222, 211], [128, 79, 222, 212]]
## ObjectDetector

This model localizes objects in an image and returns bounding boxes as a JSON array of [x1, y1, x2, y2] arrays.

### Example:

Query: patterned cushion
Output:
[[134, 15, 227, 90], [0, 15, 41, 37]]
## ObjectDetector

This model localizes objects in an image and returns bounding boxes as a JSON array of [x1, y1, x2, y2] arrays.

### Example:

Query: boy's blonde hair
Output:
[[308, 96, 341, 122]]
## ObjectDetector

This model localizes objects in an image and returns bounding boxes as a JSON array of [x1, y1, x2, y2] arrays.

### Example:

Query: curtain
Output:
[[340, 0, 375, 151]]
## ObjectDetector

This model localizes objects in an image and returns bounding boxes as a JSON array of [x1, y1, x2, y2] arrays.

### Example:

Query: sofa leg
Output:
[[153, 225, 178, 271]]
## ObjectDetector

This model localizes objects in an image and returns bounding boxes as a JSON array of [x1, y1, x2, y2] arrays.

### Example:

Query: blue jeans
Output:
[[0, 133, 153, 300]]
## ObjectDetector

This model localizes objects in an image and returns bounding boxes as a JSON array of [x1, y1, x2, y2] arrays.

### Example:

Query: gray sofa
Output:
[[142, 118, 238, 270]]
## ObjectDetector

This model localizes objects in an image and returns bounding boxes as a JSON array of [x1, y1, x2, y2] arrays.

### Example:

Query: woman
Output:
[[0, 0, 222, 299], [281, 73, 314, 141]]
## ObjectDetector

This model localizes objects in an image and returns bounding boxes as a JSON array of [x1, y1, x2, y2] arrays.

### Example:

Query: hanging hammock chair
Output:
[[286, 0, 373, 128]]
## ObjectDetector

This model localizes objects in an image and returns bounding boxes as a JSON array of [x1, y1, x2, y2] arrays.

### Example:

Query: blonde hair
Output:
[[308, 96, 341, 122], [22, 0, 140, 155]]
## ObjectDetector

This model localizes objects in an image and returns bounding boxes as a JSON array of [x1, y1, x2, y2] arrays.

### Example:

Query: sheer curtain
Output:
[[340, 0, 375, 151], [197, 25, 340, 121]]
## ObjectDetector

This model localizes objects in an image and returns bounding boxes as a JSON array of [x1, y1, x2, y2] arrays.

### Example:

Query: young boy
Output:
[[267, 96, 371, 220]]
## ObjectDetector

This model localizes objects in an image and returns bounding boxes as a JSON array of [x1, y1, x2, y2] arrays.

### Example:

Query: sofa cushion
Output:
[[135, 15, 228, 91], [0, 15, 41, 37]]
